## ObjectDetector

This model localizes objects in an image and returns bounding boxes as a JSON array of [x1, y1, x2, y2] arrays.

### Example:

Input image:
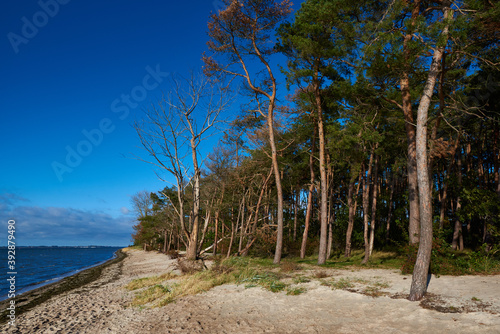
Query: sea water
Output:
[[0, 246, 122, 300]]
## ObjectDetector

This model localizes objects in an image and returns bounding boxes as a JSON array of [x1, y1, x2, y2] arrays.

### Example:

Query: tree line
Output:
[[131, 0, 499, 301]]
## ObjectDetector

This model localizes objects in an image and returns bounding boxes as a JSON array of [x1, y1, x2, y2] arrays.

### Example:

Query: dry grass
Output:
[[280, 261, 301, 272], [314, 270, 330, 278], [125, 272, 179, 291], [131, 284, 171, 306], [128, 261, 260, 307], [156, 267, 259, 306], [127, 255, 397, 308], [361, 286, 389, 297]]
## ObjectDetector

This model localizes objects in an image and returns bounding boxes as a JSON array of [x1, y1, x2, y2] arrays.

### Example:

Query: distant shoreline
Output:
[[0, 248, 127, 324]]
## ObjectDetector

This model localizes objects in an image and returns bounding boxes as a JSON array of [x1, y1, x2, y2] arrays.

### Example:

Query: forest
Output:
[[130, 0, 499, 301]]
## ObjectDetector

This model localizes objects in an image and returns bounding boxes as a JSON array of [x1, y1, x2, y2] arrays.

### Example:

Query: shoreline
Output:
[[0, 248, 123, 302], [3, 249, 499, 333], [0, 249, 127, 324]]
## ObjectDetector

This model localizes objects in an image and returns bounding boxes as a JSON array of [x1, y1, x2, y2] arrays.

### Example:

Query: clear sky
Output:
[[0, 0, 239, 246], [0, 0, 303, 247]]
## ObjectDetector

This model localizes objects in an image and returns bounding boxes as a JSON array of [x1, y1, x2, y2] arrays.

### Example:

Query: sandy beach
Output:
[[2, 248, 499, 333]]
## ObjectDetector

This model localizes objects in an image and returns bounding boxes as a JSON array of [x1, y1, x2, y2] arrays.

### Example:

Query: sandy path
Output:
[[3, 249, 499, 333]]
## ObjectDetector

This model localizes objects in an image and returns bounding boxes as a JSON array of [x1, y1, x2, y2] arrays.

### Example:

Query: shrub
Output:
[[314, 270, 329, 278], [280, 261, 301, 272], [400, 234, 500, 276], [166, 250, 181, 259]]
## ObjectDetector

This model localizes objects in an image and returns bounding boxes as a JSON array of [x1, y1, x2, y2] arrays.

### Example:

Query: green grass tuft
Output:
[[286, 287, 307, 295]]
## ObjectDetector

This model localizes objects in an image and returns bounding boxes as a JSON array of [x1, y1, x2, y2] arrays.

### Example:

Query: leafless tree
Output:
[[130, 190, 153, 219], [134, 73, 233, 260]]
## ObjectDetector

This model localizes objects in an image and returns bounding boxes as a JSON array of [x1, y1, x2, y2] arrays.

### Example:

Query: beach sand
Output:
[[2, 248, 499, 333]]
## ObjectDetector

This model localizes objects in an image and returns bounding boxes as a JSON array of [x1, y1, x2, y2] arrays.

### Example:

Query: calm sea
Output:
[[0, 246, 122, 300]]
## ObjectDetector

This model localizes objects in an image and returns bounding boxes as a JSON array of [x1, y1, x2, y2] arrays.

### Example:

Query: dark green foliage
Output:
[[131, 0, 500, 278], [401, 233, 500, 276]]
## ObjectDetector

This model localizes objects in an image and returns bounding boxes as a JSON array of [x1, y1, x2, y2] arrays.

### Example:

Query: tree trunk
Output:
[[362, 150, 375, 265], [270, 108, 285, 264], [301, 184, 314, 259], [494, 124, 500, 196], [409, 6, 452, 302], [293, 186, 299, 242], [439, 136, 460, 229], [238, 193, 246, 254], [186, 138, 201, 260], [163, 229, 168, 253], [386, 175, 395, 242], [327, 220, 333, 260], [428, 53, 446, 195], [327, 196, 335, 260], [369, 154, 379, 257], [401, 0, 422, 245], [345, 169, 361, 258], [198, 205, 212, 255], [301, 125, 317, 259], [226, 207, 236, 258], [316, 73, 329, 265], [213, 210, 219, 256], [452, 150, 463, 250]]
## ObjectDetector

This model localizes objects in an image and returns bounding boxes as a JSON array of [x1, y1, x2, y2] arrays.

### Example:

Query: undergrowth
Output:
[[401, 235, 500, 276], [127, 257, 292, 307], [126, 245, 500, 308]]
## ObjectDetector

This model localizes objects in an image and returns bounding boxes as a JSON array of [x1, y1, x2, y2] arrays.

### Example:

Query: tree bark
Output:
[[213, 210, 219, 256], [452, 150, 463, 250], [439, 135, 460, 229], [226, 206, 236, 258], [401, 0, 422, 245], [494, 124, 500, 196], [369, 153, 379, 257], [362, 150, 375, 265], [327, 196, 335, 260], [163, 229, 168, 253], [293, 186, 299, 242], [238, 192, 246, 254], [345, 169, 361, 258], [386, 175, 395, 242], [300, 125, 317, 259], [316, 70, 329, 265], [270, 107, 285, 264], [409, 6, 452, 301], [186, 138, 201, 260]]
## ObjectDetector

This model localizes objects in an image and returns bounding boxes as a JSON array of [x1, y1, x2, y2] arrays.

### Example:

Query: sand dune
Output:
[[3, 248, 499, 333]]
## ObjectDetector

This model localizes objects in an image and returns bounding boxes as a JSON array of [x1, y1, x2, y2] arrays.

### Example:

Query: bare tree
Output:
[[134, 73, 232, 260], [131, 190, 153, 219]]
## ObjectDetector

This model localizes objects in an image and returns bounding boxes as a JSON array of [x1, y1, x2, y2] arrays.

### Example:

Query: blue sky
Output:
[[0, 0, 302, 246], [0, 0, 303, 247], [0, 0, 238, 246]]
